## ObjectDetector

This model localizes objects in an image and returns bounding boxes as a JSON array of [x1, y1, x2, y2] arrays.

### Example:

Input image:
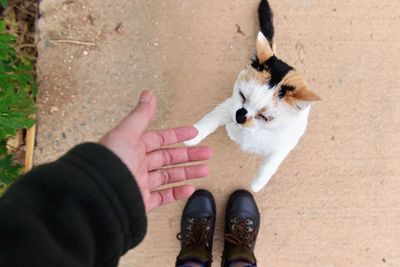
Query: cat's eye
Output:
[[239, 91, 246, 102], [256, 114, 272, 122]]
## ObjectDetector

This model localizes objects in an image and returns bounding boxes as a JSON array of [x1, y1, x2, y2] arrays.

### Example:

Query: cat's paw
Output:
[[184, 128, 206, 146]]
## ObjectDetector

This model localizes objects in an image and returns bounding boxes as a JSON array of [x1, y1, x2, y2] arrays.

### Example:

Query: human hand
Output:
[[100, 91, 212, 212]]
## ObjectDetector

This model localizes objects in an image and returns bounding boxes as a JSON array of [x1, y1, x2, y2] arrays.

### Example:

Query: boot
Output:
[[222, 190, 260, 267], [176, 190, 216, 267]]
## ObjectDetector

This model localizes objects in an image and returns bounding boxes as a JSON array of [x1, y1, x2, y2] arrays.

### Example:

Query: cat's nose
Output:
[[236, 108, 248, 124]]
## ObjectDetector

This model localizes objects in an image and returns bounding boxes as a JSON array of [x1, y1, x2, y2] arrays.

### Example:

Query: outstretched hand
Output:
[[100, 91, 212, 212]]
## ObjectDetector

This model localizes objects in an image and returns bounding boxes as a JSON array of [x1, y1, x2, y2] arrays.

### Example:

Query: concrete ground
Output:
[[36, 0, 400, 266]]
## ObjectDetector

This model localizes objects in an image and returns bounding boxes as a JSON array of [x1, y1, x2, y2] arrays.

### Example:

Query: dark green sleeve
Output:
[[0, 143, 147, 267]]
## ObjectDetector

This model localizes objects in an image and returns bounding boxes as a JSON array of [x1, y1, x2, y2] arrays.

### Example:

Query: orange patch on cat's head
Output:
[[239, 66, 271, 85], [243, 118, 255, 128], [280, 71, 321, 109]]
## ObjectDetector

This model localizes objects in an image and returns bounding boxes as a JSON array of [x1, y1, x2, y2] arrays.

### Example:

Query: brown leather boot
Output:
[[221, 190, 260, 267], [176, 190, 216, 267]]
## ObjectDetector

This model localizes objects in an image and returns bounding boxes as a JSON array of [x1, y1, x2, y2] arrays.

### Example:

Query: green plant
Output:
[[0, 18, 36, 194], [0, 0, 8, 9]]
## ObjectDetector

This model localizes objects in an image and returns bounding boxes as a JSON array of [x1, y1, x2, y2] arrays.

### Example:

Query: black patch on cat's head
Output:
[[251, 56, 266, 71], [265, 56, 294, 87], [279, 85, 295, 98], [251, 55, 295, 88]]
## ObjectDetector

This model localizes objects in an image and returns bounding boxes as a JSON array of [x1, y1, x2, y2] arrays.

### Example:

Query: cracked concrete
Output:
[[36, 0, 400, 266]]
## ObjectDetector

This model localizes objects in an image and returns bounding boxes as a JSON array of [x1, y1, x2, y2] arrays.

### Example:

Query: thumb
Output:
[[117, 90, 157, 137]]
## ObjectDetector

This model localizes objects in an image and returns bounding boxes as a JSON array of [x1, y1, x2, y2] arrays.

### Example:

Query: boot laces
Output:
[[224, 217, 257, 248], [177, 217, 211, 247]]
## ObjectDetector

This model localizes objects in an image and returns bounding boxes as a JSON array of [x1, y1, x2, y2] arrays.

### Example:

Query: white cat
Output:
[[185, 0, 321, 192]]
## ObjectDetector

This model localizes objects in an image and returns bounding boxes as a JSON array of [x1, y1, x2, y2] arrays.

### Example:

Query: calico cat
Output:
[[185, 0, 321, 192]]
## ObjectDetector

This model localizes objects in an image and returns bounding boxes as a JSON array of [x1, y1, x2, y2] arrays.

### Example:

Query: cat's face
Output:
[[230, 32, 321, 132]]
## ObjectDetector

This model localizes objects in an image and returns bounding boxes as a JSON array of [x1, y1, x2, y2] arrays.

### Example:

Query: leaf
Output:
[[0, 184, 11, 196], [0, 139, 7, 154], [31, 82, 38, 97], [0, 0, 8, 8], [0, 154, 21, 185], [17, 64, 33, 72], [10, 117, 34, 134], [0, 33, 16, 43]]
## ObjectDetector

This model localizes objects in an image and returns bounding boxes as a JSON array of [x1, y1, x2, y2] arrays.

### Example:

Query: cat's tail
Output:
[[258, 0, 274, 47]]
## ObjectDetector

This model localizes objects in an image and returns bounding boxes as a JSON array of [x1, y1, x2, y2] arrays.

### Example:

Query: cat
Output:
[[185, 0, 321, 192]]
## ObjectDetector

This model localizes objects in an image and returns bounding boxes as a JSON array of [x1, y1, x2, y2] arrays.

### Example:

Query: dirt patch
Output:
[[37, 0, 400, 266]]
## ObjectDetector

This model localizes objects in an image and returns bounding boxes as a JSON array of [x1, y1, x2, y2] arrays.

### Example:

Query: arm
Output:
[[185, 97, 233, 146], [0, 91, 212, 267], [0, 143, 146, 267]]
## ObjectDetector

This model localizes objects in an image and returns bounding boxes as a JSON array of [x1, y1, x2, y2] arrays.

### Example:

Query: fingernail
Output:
[[140, 91, 152, 103]]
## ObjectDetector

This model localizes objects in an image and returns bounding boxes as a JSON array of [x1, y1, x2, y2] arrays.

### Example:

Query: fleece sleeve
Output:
[[0, 143, 147, 267]]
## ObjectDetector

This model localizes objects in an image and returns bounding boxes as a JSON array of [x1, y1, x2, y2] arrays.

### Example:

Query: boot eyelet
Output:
[[188, 218, 195, 223], [246, 226, 252, 232], [187, 225, 192, 231], [232, 224, 237, 230], [201, 218, 207, 224], [233, 217, 239, 223], [245, 219, 253, 225]]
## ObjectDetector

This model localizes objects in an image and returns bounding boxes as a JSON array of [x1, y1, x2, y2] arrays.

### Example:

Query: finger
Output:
[[117, 90, 157, 139], [142, 126, 198, 152], [147, 185, 195, 211], [148, 164, 209, 189], [146, 146, 212, 171]]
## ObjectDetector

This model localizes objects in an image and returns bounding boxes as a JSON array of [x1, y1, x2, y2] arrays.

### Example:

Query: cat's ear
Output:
[[256, 31, 274, 64], [286, 85, 322, 110]]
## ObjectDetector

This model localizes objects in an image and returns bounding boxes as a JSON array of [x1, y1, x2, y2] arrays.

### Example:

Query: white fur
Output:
[[185, 69, 313, 192]]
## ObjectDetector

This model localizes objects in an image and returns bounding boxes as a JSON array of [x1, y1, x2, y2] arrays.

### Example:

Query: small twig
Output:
[[17, 24, 28, 47], [114, 22, 123, 34], [63, 0, 75, 5], [18, 44, 36, 49], [235, 24, 245, 36], [87, 14, 95, 26], [49, 39, 96, 46], [24, 115, 36, 174], [2, 4, 15, 17], [16, 53, 36, 62], [12, 3, 36, 17]]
